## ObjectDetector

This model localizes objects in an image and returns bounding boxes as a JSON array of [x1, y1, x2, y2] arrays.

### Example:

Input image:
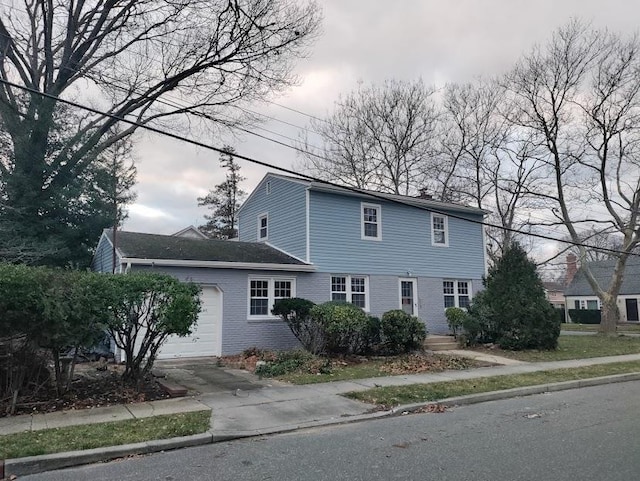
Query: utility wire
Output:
[[1, 77, 638, 258]]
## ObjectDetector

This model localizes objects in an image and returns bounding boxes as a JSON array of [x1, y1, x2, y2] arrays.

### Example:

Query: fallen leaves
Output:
[[414, 404, 448, 414]]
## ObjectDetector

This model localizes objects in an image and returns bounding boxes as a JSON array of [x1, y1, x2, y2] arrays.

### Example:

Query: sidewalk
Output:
[[3, 351, 640, 476]]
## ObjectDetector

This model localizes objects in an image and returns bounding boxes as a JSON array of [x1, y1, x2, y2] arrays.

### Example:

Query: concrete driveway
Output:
[[153, 358, 275, 396]]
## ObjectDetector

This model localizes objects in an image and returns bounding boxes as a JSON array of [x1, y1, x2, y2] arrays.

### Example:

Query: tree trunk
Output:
[[599, 294, 619, 335]]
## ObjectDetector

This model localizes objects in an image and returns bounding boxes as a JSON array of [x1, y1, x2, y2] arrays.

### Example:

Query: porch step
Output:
[[424, 335, 459, 351], [157, 379, 188, 398]]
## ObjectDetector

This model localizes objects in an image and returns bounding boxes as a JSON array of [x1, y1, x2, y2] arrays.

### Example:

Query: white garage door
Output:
[[157, 285, 222, 359]]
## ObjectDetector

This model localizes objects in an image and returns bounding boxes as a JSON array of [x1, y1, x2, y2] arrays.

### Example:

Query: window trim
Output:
[[257, 212, 268, 241], [330, 274, 370, 311], [443, 279, 472, 309], [247, 276, 296, 320], [361, 203, 382, 241], [431, 213, 449, 247]]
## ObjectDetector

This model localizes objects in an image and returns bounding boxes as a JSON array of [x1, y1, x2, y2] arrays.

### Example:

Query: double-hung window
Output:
[[361, 203, 381, 240], [431, 213, 448, 246], [258, 213, 268, 240], [331, 275, 369, 310], [248, 277, 295, 319], [443, 280, 471, 309]]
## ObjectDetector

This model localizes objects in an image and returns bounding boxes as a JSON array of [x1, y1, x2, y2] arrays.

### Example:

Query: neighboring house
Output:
[[92, 173, 487, 358], [564, 260, 640, 323], [543, 281, 566, 310], [172, 225, 209, 239]]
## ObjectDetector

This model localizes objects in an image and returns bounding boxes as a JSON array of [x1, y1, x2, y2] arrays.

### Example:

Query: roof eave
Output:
[[308, 183, 488, 216], [120, 257, 316, 272]]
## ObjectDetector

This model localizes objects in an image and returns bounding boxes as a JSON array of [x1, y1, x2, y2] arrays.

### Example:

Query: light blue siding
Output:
[[91, 232, 117, 273], [131, 266, 328, 355], [237, 175, 308, 260], [308, 190, 485, 279], [126, 265, 482, 353]]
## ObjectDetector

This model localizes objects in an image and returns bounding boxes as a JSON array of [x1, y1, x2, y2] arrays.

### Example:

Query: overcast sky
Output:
[[123, 0, 640, 244]]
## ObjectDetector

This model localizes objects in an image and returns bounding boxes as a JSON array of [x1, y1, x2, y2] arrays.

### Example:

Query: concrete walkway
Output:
[[4, 351, 640, 477], [3, 351, 640, 438]]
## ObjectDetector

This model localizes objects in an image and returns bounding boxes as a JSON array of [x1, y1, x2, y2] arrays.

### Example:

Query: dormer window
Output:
[[431, 213, 448, 246], [258, 213, 268, 240], [361, 203, 381, 240]]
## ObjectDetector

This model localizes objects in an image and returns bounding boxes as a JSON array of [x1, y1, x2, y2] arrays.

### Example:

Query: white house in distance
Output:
[[564, 259, 640, 323]]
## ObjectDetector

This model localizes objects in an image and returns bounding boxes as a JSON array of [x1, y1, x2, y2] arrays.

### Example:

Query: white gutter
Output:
[[120, 257, 317, 272]]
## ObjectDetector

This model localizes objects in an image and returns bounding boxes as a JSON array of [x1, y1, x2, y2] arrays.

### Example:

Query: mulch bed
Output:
[[1, 364, 169, 418], [219, 350, 489, 375]]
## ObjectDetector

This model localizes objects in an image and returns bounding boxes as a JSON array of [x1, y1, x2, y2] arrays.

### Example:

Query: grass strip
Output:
[[481, 335, 640, 362], [561, 323, 640, 332], [0, 410, 211, 459], [344, 361, 640, 407]]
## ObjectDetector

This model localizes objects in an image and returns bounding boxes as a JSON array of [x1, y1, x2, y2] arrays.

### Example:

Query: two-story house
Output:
[[92, 173, 487, 359]]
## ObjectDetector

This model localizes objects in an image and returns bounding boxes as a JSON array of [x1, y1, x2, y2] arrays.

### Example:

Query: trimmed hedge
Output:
[[568, 309, 601, 324], [380, 310, 426, 354], [309, 301, 369, 354]]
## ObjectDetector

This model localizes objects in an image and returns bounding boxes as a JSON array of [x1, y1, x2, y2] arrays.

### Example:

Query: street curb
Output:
[[4, 372, 640, 477], [4, 432, 213, 477], [385, 371, 640, 414]]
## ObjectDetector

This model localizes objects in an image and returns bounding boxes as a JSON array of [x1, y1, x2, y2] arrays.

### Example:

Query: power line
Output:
[[264, 99, 329, 124], [2, 77, 638, 258]]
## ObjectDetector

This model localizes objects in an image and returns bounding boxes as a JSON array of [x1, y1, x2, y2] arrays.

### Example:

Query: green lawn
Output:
[[0, 410, 211, 459], [562, 323, 640, 332], [345, 361, 640, 407], [476, 334, 640, 362]]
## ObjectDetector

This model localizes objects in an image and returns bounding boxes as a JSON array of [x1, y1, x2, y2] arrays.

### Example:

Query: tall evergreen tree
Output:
[[198, 147, 246, 239], [469, 242, 560, 350]]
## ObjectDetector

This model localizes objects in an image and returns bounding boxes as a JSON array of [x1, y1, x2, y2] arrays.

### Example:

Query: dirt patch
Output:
[[1, 362, 169, 418]]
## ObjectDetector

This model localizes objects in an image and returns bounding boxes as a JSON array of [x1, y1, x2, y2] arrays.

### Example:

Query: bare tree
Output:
[[436, 81, 545, 263], [505, 20, 640, 333], [0, 0, 321, 263], [300, 79, 438, 195]]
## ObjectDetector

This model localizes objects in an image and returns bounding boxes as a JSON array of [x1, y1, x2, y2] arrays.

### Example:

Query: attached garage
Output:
[[92, 228, 316, 358], [156, 285, 222, 359]]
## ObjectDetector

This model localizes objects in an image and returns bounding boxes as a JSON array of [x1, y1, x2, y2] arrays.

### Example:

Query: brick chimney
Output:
[[565, 253, 578, 286]]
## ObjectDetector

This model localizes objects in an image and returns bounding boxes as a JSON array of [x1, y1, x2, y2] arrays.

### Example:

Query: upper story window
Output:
[[443, 280, 471, 309], [248, 277, 295, 319], [331, 275, 369, 311], [361, 203, 381, 240], [258, 213, 268, 240], [431, 213, 448, 247]]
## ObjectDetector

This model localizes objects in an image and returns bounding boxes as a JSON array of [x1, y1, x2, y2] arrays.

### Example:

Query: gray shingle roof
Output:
[[565, 259, 640, 296], [265, 173, 488, 216], [107, 230, 308, 265]]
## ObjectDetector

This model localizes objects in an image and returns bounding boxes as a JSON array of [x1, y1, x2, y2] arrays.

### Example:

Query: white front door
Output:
[[399, 278, 418, 316]]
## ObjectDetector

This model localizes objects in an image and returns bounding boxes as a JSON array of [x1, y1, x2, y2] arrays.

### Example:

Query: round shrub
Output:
[[380, 309, 426, 354], [254, 350, 312, 377], [309, 301, 369, 354], [272, 298, 323, 353], [445, 307, 467, 338]]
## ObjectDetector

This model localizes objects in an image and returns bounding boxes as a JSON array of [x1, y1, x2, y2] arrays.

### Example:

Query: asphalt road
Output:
[[22, 381, 640, 481]]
